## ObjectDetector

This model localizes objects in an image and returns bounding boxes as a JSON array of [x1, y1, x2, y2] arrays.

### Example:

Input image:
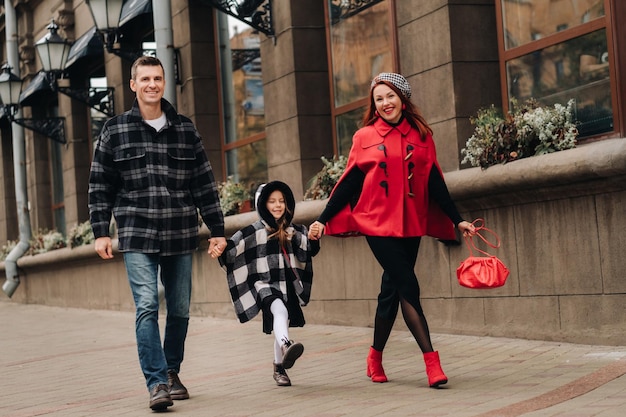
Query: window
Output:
[[325, 0, 398, 156], [496, 0, 618, 138], [89, 77, 109, 145], [216, 12, 267, 189], [31, 103, 65, 235]]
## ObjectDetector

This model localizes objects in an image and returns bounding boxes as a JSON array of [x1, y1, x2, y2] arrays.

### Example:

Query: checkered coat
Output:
[[220, 220, 319, 324], [88, 98, 224, 255]]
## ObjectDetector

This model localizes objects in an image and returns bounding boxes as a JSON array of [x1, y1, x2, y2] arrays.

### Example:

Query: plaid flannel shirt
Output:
[[88, 98, 224, 255]]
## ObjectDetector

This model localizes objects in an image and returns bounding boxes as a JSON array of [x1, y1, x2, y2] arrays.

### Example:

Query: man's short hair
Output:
[[131, 56, 164, 80]]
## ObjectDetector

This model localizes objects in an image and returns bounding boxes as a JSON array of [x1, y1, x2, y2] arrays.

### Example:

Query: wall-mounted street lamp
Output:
[[33, 20, 116, 118], [36, 19, 72, 74], [86, 0, 144, 62], [0, 64, 66, 144], [203, 0, 274, 37]]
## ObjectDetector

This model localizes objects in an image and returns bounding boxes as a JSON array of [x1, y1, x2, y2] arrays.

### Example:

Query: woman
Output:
[[214, 181, 320, 386], [308, 73, 475, 387]]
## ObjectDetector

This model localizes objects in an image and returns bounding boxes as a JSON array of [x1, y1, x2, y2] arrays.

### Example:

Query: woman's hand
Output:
[[457, 221, 476, 238], [308, 221, 325, 240]]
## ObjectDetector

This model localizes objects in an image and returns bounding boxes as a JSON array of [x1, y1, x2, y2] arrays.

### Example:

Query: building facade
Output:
[[1, 0, 625, 345]]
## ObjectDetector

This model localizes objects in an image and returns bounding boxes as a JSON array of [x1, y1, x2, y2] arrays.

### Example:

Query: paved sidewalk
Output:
[[2, 301, 626, 417]]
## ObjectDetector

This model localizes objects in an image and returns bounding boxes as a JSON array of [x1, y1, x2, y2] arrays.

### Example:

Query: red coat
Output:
[[325, 117, 456, 240]]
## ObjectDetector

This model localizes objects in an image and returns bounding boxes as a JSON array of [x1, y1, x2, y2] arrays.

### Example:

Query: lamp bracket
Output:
[[203, 0, 274, 37], [231, 48, 260, 71], [12, 116, 66, 144], [100, 31, 144, 62], [330, 0, 384, 23], [57, 86, 115, 117]]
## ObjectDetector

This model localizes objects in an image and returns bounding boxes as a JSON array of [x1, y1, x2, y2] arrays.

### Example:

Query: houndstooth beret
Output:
[[370, 73, 412, 99]]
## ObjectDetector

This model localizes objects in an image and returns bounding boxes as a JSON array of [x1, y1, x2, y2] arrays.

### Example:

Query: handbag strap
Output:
[[281, 245, 305, 296], [464, 218, 502, 257]]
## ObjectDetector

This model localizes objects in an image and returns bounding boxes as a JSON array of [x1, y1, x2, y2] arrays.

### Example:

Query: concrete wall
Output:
[[2, 138, 626, 346]]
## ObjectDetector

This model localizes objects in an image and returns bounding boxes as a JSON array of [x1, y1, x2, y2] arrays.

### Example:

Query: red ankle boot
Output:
[[423, 351, 448, 387], [366, 347, 388, 383]]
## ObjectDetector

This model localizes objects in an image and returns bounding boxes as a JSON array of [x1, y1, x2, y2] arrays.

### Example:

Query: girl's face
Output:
[[266, 190, 286, 220], [373, 84, 403, 124]]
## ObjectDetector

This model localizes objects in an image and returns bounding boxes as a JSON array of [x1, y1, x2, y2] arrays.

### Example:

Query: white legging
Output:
[[270, 299, 290, 363]]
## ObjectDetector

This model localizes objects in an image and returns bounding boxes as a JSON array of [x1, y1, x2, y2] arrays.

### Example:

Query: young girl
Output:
[[212, 181, 320, 386]]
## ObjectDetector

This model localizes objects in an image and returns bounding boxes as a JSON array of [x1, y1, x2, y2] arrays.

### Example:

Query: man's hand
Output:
[[208, 237, 227, 259], [94, 237, 114, 259]]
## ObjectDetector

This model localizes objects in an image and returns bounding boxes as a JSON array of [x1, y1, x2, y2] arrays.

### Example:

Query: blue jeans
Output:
[[123, 252, 192, 391]]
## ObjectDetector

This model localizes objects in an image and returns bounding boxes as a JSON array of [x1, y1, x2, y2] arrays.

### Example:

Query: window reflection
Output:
[[507, 30, 612, 137], [328, 0, 393, 107], [502, 0, 604, 49], [217, 12, 267, 186], [225, 140, 267, 191], [229, 31, 265, 141], [336, 107, 366, 156]]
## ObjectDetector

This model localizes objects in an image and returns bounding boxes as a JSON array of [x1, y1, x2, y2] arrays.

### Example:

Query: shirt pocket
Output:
[[167, 148, 196, 190], [113, 147, 148, 191]]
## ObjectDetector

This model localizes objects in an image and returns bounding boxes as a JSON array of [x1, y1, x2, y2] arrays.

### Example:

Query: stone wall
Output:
[[2, 138, 625, 346]]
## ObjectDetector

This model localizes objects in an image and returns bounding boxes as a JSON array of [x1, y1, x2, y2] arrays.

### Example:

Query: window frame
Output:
[[494, 0, 623, 140]]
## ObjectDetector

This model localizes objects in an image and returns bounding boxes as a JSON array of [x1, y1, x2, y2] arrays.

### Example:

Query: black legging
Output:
[[366, 236, 434, 354]]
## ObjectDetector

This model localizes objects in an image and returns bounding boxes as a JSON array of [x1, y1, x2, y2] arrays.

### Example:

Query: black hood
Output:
[[256, 181, 296, 228]]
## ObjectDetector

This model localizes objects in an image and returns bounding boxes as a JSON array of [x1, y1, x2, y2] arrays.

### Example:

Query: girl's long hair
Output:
[[362, 80, 433, 139]]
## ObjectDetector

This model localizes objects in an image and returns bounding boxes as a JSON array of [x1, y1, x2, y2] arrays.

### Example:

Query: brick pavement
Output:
[[2, 301, 626, 417]]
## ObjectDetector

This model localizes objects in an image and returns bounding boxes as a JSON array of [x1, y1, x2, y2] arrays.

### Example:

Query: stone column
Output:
[[396, 0, 501, 172], [260, 0, 333, 198], [56, 79, 91, 230], [172, 0, 224, 179]]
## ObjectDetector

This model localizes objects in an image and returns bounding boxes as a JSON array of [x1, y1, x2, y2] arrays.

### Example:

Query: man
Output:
[[88, 56, 226, 411]]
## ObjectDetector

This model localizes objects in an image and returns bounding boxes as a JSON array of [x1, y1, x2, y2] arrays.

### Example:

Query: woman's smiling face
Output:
[[373, 84, 403, 124]]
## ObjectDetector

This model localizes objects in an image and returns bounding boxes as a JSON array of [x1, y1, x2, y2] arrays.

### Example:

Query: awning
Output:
[[65, 26, 104, 69], [19, 72, 54, 107], [119, 0, 152, 27]]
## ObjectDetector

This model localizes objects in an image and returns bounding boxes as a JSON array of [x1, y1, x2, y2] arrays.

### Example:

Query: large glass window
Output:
[[497, 0, 617, 138], [217, 12, 267, 188], [501, 0, 605, 49], [325, 0, 397, 156]]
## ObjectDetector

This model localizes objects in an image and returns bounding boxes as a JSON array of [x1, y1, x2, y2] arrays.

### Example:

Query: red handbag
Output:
[[456, 219, 509, 289]]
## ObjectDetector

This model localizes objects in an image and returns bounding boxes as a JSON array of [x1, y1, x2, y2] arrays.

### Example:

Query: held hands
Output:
[[208, 236, 227, 259], [308, 221, 325, 240], [457, 221, 477, 238]]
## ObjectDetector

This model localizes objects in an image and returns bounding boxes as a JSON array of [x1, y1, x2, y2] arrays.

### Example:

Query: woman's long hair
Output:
[[362, 80, 433, 139]]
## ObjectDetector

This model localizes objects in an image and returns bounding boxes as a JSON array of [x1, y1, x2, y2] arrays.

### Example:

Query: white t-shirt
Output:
[[144, 112, 167, 132]]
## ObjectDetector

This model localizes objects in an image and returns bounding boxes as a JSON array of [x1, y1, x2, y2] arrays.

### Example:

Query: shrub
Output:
[[304, 155, 347, 200], [462, 98, 578, 168], [218, 176, 253, 216], [68, 220, 95, 248]]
